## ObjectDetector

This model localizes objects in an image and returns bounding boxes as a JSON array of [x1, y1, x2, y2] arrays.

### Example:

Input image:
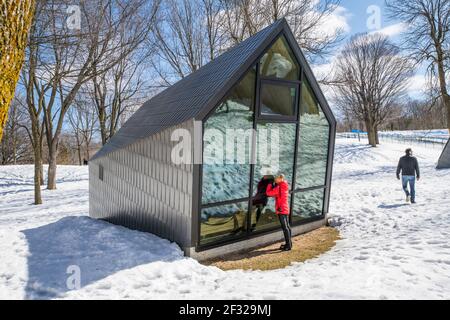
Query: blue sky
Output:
[[316, 0, 427, 99], [341, 0, 391, 34]]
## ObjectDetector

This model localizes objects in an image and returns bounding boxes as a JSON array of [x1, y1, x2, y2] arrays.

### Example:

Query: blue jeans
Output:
[[278, 215, 292, 248], [402, 176, 416, 201]]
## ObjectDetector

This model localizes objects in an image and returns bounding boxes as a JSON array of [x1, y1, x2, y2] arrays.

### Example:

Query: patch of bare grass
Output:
[[203, 227, 340, 271]]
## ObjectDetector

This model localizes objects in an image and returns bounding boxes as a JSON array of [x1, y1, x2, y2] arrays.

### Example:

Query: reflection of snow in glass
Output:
[[292, 189, 324, 219], [297, 112, 330, 189], [254, 122, 295, 188], [202, 101, 253, 204], [260, 53, 293, 79]]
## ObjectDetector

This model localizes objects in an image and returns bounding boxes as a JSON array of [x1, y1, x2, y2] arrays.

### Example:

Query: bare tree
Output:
[[68, 104, 83, 166], [332, 34, 414, 146], [0, 94, 33, 164], [398, 97, 447, 130], [150, 0, 224, 85], [68, 97, 97, 165], [386, 0, 450, 131], [20, 0, 159, 203], [152, 0, 344, 87], [21, 3, 47, 203], [203, 0, 227, 60], [220, 0, 344, 61], [88, 30, 154, 146], [29, 0, 159, 192]]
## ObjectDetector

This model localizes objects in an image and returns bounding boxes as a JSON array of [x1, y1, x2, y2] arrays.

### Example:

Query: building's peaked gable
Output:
[[437, 138, 450, 169], [92, 19, 286, 161], [280, 22, 336, 126]]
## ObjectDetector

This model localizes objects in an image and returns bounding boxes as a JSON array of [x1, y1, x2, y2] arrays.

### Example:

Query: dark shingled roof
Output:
[[92, 19, 286, 160], [437, 139, 450, 169]]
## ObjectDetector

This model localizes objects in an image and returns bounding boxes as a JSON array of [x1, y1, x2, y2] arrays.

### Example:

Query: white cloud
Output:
[[315, 5, 352, 40], [306, 3, 352, 82], [369, 22, 407, 38], [407, 74, 430, 97], [311, 59, 336, 99]]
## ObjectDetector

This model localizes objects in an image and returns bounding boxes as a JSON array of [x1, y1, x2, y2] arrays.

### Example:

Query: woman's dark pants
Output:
[[278, 214, 292, 249]]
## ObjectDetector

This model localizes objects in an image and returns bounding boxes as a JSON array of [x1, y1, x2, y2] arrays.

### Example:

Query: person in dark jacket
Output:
[[396, 148, 420, 203], [251, 175, 274, 231], [266, 174, 292, 251]]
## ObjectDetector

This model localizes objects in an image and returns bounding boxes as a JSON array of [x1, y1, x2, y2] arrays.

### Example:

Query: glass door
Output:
[[250, 121, 297, 232]]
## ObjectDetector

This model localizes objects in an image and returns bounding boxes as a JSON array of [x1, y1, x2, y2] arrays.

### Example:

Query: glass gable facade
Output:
[[199, 34, 332, 246]]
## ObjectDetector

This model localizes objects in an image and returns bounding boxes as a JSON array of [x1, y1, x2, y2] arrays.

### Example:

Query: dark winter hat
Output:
[[405, 148, 413, 156]]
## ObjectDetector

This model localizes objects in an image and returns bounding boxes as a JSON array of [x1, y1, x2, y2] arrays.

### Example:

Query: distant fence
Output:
[[337, 132, 449, 149]]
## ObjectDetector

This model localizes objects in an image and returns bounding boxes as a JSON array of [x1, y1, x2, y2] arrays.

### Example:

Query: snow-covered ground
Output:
[[378, 129, 449, 138], [340, 129, 449, 145], [1, 139, 449, 299]]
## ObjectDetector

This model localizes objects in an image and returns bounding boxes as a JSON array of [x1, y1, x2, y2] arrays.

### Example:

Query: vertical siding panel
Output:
[[89, 120, 194, 248]]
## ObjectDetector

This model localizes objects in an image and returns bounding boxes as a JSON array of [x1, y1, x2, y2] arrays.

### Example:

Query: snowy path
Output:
[[0, 139, 449, 299]]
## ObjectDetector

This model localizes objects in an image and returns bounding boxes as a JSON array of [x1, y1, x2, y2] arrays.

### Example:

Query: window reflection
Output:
[[202, 69, 256, 204], [292, 189, 325, 222], [260, 36, 300, 81], [200, 201, 248, 244], [251, 122, 295, 231], [260, 83, 297, 117], [296, 80, 330, 189]]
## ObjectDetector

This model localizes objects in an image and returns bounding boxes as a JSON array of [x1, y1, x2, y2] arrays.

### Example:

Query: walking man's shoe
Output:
[[406, 195, 410, 203]]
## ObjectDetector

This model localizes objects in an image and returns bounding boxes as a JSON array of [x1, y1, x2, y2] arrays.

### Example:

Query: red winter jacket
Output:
[[266, 181, 290, 215]]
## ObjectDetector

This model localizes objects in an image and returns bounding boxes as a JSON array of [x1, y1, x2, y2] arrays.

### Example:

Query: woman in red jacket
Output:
[[266, 174, 292, 251]]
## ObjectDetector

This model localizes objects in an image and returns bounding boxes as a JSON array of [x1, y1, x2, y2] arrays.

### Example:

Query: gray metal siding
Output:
[[89, 119, 194, 247]]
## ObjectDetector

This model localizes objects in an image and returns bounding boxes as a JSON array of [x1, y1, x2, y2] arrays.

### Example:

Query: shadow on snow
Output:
[[21, 216, 183, 299], [378, 203, 410, 209]]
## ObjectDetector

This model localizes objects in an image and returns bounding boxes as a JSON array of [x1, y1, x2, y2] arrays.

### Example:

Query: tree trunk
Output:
[[444, 94, 450, 133], [12, 137, 17, 164], [375, 125, 380, 145], [85, 142, 90, 161], [366, 120, 377, 147], [11, 107, 17, 164], [100, 116, 107, 145], [33, 150, 42, 205], [31, 122, 42, 204], [39, 158, 44, 185], [47, 151, 57, 190], [435, 43, 450, 132], [77, 145, 82, 166], [75, 132, 82, 165], [46, 129, 61, 189], [39, 141, 44, 185]]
